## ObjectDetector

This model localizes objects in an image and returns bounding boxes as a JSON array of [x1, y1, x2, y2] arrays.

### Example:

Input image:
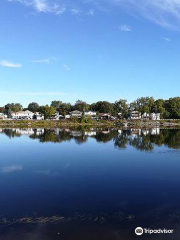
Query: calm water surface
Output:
[[0, 128, 180, 240]]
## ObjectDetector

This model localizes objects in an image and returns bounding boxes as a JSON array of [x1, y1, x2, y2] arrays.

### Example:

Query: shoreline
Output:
[[0, 120, 180, 128]]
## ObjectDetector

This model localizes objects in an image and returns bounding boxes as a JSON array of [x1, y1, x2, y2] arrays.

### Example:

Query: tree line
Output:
[[0, 97, 180, 119]]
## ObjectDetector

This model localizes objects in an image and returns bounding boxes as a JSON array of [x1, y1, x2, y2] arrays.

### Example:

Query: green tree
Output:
[[4, 103, 22, 113], [39, 105, 55, 119], [92, 101, 113, 114], [58, 103, 72, 115], [165, 97, 180, 119], [51, 101, 62, 110], [130, 97, 155, 114], [28, 102, 39, 113], [114, 99, 128, 117], [73, 100, 89, 111], [81, 111, 85, 124], [152, 99, 167, 118]]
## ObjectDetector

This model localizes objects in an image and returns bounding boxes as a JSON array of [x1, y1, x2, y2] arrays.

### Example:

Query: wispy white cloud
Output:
[[63, 64, 71, 71], [119, 24, 132, 32], [70, 8, 81, 15], [0, 60, 22, 68], [105, 0, 180, 30], [8, 0, 66, 15], [87, 9, 94, 16], [83, 0, 180, 30], [31, 57, 56, 64], [163, 37, 171, 42], [2, 165, 23, 173]]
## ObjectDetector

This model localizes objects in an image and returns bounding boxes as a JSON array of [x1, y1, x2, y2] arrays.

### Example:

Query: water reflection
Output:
[[1, 127, 180, 150]]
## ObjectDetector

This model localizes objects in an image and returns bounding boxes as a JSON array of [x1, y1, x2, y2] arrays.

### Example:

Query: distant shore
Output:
[[0, 119, 180, 128]]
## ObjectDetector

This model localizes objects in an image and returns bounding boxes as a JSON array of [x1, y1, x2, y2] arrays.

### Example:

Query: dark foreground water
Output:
[[0, 127, 180, 240]]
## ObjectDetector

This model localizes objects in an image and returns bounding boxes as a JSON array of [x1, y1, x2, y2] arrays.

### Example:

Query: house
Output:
[[69, 110, 82, 118], [85, 111, 96, 117], [118, 113, 123, 119], [33, 112, 44, 120], [0, 113, 7, 120], [142, 112, 150, 120], [99, 113, 111, 120], [65, 115, 71, 119], [49, 111, 59, 120], [11, 110, 34, 120], [129, 111, 141, 120], [150, 113, 160, 120]]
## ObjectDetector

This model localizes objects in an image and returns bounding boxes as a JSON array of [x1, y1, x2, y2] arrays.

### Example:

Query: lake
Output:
[[0, 127, 180, 240]]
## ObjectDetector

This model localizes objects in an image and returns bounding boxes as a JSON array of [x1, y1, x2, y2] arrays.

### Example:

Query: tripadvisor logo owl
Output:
[[135, 227, 143, 235]]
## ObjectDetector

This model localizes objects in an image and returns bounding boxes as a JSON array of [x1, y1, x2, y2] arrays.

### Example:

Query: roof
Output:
[[99, 113, 111, 116], [70, 110, 82, 114]]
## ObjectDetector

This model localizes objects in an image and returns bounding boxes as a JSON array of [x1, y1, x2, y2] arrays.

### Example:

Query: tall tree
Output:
[[152, 99, 167, 118], [4, 103, 22, 113], [73, 100, 89, 111], [130, 97, 155, 113], [58, 103, 72, 115], [51, 101, 62, 110], [165, 97, 180, 119], [114, 99, 128, 117], [28, 102, 39, 112], [92, 101, 113, 114], [39, 105, 55, 119]]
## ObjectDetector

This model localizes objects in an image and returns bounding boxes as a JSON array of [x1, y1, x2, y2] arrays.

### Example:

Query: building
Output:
[[0, 113, 7, 120], [85, 111, 96, 117], [49, 111, 59, 120], [69, 110, 82, 118], [65, 115, 71, 119], [33, 112, 44, 120], [11, 110, 34, 120], [99, 113, 111, 120], [118, 113, 123, 119], [150, 113, 160, 120], [142, 112, 150, 120], [130, 111, 141, 120]]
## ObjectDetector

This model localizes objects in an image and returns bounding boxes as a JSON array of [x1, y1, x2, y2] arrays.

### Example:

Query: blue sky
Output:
[[0, 0, 180, 107]]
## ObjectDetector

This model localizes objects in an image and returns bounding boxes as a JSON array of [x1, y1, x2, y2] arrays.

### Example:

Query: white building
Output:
[[49, 111, 59, 120], [0, 113, 7, 120], [65, 115, 71, 119], [150, 113, 160, 120], [69, 110, 82, 118], [130, 111, 141, 120], [11, 110, 34, 120], [85, 111, 96, 117], [34, 112, 44, 120], [142, 112, 150, 120]]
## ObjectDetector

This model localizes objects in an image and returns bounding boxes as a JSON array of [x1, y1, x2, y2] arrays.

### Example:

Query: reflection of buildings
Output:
[[1, 127, 180, 151], [15, 128, 34, 135], [85, 131, 96, 136], [150, 128, 160, 135], [129, 128, 160, 136], [70, 131, 83, 137]]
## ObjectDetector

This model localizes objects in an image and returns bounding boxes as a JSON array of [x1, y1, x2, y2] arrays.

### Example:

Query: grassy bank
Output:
[[0, 119, 180, 128]]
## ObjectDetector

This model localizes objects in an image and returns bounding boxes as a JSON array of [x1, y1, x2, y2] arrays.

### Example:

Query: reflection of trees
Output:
[[129, 135, 154, 151], [1, 129, 21, 138], [1, 128, 180, 151], [30, 129, 72, 143], [93, 130, 117, 143], [114, 132, 128, 149], [151, 130, 180, 149]]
